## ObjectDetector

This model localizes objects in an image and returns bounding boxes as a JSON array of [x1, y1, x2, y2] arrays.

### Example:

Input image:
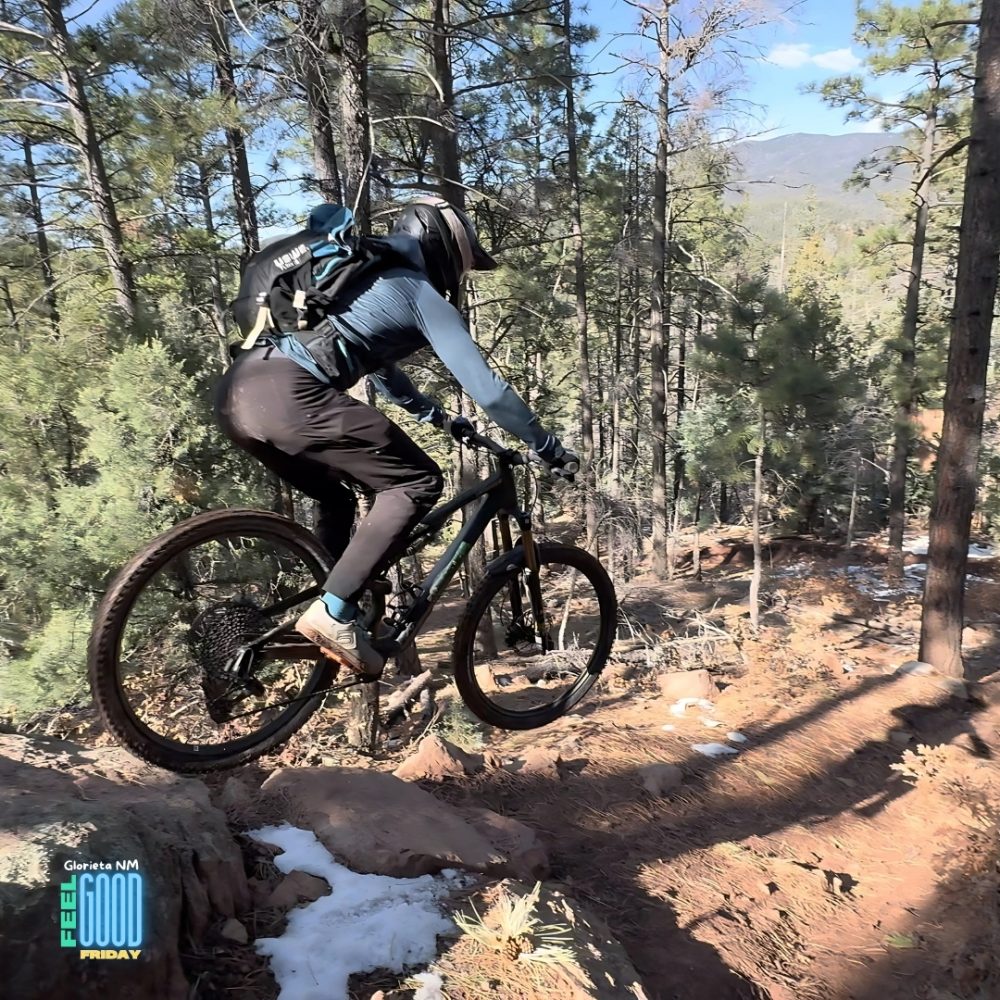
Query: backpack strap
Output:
[[239, 295, 274, 350], [292, 289, 309, 329]]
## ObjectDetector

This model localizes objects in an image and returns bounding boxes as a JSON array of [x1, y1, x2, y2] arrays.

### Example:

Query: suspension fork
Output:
[[503, 512, 552, 651]]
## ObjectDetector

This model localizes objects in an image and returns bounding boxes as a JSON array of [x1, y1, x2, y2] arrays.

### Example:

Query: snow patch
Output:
[[905, 536, 997, 560], [771, 561, 813, 579], [670, 697, 716, 717], [413, 972, 445, 999], [726, 732, 749, 744], [700, 718, 723, 728], [692, 743, 739, 758], [833, 564, 922, 600], [248, 825, 460, 1000]]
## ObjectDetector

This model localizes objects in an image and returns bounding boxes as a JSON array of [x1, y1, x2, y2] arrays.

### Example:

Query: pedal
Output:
[[313, 645, 382, 683]]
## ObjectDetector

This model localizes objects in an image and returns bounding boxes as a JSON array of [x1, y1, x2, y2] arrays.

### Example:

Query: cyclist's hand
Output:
[[443, 415, 476, 443], [532, 438, 580, 481]]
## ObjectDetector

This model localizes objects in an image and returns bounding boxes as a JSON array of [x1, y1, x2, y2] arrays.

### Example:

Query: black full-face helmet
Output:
[[391, 197, 498, 302]]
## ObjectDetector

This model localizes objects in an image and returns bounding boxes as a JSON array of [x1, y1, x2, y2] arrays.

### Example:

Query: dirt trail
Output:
[[420, 554, 1000, 1000], [27, 542, 997, 999]]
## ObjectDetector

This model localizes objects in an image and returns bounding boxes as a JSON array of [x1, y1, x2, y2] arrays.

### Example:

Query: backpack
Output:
[[229, 204, 382, 350]]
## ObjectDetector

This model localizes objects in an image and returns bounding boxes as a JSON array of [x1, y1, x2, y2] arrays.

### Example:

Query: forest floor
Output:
[[25, 530, 1000, 1000], [305, 530, 999, 1000]]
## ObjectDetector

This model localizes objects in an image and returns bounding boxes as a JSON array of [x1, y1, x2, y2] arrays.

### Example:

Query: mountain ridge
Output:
[[728, 131, 909, 238]]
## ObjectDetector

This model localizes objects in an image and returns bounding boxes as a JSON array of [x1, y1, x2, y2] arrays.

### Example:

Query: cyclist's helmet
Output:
[[391, 197, 497, 302]]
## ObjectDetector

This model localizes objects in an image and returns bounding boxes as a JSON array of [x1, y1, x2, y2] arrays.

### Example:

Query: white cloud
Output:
[[766, 44, 861, 72], [812, 48, 862, 71], [854, 116, 887, 133], [768, 43, 812, 68]]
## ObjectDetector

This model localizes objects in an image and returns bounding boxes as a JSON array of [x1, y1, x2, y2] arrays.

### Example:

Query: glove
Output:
[[442, 414, 476, 442], [534, 437, 580, 479]]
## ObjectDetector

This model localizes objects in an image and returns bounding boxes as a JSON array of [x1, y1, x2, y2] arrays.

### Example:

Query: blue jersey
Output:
[[270, 236, 550, 454]]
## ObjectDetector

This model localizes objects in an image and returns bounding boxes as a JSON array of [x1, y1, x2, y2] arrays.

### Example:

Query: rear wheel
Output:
[[452, 543, 617, 730], [88, 509, 334, 773]]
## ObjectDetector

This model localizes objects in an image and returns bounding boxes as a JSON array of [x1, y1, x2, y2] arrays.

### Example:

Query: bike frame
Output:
[[245, 434, 543, 665], [377, 445, 539, 655]]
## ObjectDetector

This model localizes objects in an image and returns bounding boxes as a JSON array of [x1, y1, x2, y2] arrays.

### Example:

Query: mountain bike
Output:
[[88, 431, 618, 773]]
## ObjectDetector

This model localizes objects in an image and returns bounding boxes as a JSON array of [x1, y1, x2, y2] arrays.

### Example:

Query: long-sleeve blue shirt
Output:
[[270, 242, 551, 453]]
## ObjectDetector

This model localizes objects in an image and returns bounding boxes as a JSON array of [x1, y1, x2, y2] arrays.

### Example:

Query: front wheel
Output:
[[452, 543, 617, 730]]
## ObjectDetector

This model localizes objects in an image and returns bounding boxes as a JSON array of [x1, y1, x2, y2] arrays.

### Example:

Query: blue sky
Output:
[[580, 0, 889, 139]]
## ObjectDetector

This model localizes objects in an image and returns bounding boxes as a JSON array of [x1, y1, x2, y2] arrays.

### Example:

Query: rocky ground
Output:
[[4, 532, 999, 1000]]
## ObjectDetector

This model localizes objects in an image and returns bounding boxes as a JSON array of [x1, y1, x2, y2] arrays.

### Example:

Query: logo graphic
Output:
[[59, 860, 144, 959]]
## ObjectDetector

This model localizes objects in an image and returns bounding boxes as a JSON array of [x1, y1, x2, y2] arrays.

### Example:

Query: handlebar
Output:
[[459, 429, 578, 481], [460, 429, 526, 464]]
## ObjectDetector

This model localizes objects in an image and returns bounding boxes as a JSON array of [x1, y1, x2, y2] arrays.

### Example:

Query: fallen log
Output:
[[382, 669, 434, 724]]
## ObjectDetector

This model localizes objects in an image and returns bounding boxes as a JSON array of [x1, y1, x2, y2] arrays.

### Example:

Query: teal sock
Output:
[[322, 592, 357, 624]]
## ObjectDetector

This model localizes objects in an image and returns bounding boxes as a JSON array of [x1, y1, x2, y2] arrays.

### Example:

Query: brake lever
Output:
[[527, 451, 578, 482]]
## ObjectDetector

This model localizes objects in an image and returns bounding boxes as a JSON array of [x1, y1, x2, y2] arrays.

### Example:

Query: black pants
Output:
[[214, 346, 444, 600]]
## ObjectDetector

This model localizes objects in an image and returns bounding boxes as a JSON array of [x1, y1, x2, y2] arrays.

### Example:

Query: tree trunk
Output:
[[674, 300, 695, 503], [561, 0, 597, 552], [692, 489, 703, 580], [39, 0, 136, 326], [431, 0, 463, 207], [749, 404, 766, 628], [344, 681, 380, 751], [648, 9, 671, 576], [390, 562, 423, 677], [208, 0, 260, 267], [887, 103, 938, 577], [336, 0, 371, 232], [611, 266, 623, 488], [846, 451, 861, 551], [196, 159, 231, 367], [1, 277, 17, 331], [21, 138, 59, 327], [919, 4, 1000, 678], [298, 0, 343, 202]]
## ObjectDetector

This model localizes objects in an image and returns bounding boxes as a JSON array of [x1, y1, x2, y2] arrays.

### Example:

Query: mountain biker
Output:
[[214, 198, 578, 679]]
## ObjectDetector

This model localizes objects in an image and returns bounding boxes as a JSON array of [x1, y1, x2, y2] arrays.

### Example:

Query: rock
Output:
[[247, 877, 273, 907], [266, 871, 331, 909], [638, 763, 684, 796], [0, 734, 249, 1000], [934, 676, 969, 698], [459, 807, 549, 881], [261, 767, 548, 880], [514, 747, 564, 778], [216, 775, 256, 818], [892, 660, 935, 677], [656, 668, 717, 702], [605, 661, 638, 687], [440, 880, 649, 999], [392, 735, 483, 781], [888, 728, 912, 747], [220, 918, 248, 944]]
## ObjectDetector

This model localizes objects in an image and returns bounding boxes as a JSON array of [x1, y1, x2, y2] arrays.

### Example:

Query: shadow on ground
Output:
[[428, 669, 991, 1000]]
